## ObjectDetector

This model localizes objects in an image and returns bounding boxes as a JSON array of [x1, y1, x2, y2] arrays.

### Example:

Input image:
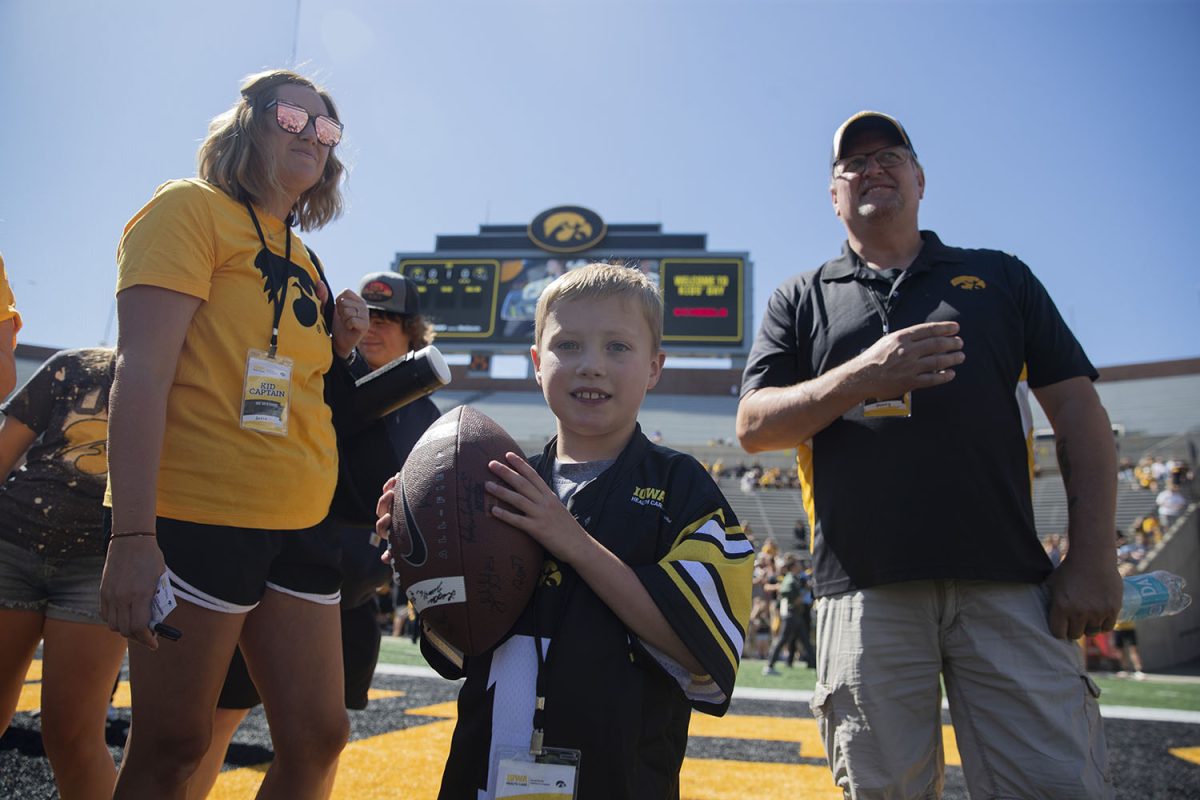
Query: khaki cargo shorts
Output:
[[810, 580, 1112, 799]]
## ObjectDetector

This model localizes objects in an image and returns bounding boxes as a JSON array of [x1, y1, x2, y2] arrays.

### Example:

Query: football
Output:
[[389, 405, 543, 656]]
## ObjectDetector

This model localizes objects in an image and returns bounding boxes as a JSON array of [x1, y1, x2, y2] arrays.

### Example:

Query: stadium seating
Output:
[[1032, 474, 1159, 537], [716, 477, 806, 544]]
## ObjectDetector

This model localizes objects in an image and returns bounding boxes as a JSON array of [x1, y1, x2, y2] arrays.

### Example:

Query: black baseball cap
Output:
[[831, 110, 916, 167], [358, 271, 421, 316]]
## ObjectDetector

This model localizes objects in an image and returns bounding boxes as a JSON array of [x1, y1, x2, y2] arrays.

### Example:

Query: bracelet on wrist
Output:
[[109, 531, 157, 540]]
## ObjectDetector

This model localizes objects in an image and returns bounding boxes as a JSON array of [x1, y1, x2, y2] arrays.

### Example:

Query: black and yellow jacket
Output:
[[422, 425, 754, 799]]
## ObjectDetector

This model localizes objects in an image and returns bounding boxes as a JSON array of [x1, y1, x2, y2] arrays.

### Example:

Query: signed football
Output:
[[389, 405, 542, 656]]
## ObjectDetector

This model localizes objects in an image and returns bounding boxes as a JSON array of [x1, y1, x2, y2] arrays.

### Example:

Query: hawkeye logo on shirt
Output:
[[631, 486, 666, 509], [252, 248, 327, 334], [540, 559, 563, 588], [950, 275, 987, 290]]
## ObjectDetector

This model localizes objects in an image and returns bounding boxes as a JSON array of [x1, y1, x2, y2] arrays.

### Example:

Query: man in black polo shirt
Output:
[[737, 111, 1120, 799]]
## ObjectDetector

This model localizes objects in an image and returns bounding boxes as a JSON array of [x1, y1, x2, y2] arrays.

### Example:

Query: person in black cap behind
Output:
[[189, 271, 442, 799], [737, 111, 1119, 798], [337, 270, 441, 703]]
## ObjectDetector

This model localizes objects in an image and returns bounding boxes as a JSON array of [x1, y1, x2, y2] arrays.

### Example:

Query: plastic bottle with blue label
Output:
[[1117, 571, 1192, 624]]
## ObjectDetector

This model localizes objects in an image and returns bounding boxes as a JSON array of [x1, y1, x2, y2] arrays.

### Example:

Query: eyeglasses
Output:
[[833, 145, 911, 178], [265, 99, 343, 147]]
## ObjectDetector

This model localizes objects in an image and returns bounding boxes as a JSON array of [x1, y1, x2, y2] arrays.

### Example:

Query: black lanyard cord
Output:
[[527, 445, 626, 755], [530, 572, 581, 755], [856, 269, 909, 337], [245, 202, 292, 358]]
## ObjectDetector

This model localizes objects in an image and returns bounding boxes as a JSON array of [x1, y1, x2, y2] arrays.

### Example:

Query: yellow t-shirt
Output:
[[0, 253, 23, 346], [114, 179, 336, 529]]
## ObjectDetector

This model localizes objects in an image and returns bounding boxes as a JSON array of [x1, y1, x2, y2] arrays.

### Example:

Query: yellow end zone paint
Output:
[[1170, 746, 1200, 765], [687, 713, 961, 766], [681, 759, 844, 799], [204, 699, 964, 798], [15, 683, 40, 713], [209, 721, 458, 799], [14, 659, 1193, 799]]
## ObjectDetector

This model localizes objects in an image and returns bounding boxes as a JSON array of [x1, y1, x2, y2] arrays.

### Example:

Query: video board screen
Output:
[[661, 259, 743, 344], [398, 256, 745, 349], [398, 260, 500, 337]]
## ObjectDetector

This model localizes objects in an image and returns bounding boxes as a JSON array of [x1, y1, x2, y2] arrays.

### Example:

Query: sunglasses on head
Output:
[[265, 99, 343, 147]]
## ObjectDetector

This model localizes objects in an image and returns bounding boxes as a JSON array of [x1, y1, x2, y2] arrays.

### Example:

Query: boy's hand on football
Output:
[[486, 452, 590, 564], [376, 474, 408, 554]]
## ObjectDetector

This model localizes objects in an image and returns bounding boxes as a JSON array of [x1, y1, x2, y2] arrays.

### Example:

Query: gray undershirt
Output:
[[552, 459, 614, 505]]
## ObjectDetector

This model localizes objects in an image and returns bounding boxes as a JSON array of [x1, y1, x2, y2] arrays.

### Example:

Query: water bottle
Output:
[[1117, 571, 1193, 623]]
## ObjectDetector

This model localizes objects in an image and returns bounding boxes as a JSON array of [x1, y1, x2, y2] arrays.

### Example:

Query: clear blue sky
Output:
[[2, 0, 1197, 367]]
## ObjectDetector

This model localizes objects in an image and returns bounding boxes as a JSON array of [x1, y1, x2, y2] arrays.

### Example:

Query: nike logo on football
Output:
[[399, 482, 429, 567]]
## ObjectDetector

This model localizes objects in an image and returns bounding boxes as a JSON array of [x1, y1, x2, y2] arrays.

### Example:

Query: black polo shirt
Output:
[[741, 231, 1097, 597]]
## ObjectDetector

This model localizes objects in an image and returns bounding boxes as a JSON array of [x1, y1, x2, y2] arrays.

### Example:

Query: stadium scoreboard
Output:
[[392, 206, 752, 354]]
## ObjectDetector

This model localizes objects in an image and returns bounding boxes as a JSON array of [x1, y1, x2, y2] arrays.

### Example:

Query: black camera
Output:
[[352, 345, 452, 421]]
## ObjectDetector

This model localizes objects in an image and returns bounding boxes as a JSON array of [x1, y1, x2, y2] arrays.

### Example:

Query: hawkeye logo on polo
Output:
[[631, 486, 666, 509], [951, 275, 987, 290], [527, 205, 607, 253]]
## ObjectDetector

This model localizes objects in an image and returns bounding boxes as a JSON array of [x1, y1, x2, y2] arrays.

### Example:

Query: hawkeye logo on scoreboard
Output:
[[528, 205, 607, 253]]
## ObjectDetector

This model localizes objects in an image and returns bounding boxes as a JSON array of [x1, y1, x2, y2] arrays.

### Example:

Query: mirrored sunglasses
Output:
[[265, 99, 343, 147]]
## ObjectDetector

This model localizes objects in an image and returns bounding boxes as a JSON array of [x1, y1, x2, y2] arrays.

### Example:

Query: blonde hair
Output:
[[534, 262, 663, 351], [197, 69, 345, 231]]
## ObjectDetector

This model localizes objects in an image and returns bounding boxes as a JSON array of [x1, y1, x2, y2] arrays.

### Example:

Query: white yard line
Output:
[[376, 663, 1200, 724]]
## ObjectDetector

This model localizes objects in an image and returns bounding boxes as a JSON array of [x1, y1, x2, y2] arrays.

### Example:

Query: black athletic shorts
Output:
[[155, 516, 342, 612], [1114, 628, 1138, 648]]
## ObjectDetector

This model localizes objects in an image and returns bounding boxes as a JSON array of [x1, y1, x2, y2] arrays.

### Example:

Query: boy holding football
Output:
[[379, 262, 753, 798]]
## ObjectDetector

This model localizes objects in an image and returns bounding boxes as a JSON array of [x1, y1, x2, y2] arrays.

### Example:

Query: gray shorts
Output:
[[811, 580, 1112, 800], [0, 536, 106, 624]]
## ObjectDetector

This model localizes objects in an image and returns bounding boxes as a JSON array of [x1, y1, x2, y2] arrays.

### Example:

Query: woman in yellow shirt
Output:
[[100, 70, 367, 799], [0, 253, 21, 396]]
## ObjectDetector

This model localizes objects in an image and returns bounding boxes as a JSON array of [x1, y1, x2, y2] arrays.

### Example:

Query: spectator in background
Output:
[[1150, 457, 1169, 490], [1167, 459, 1192, 489], [1112, 563, 1146, 680], [0, 348, 125, 798], [753, 551, 782, 640], [392, 596, 419, 642], [1140, 514, 1163, 545], [793, 518, 809, 550], [0, 253, 21, 397], [763, 555, 816, 674], [1156, 482, 1188, 531], [1134, 457, 1155, 491], [1119, 530, 1148, 565], [1114, 531, 1130, 561], [748, 596, 773, 659], [742, 522, 758, 551], [740, 466, 760, 493]]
